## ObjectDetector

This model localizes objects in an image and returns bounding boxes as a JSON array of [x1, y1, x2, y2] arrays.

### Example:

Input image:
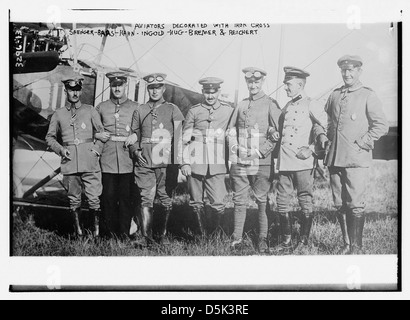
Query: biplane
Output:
[[11, 22, 398, 212]]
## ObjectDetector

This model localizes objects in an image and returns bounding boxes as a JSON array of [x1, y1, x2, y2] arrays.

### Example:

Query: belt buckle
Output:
[[74, 138, 80, 146], [151, 137, 160, 143]]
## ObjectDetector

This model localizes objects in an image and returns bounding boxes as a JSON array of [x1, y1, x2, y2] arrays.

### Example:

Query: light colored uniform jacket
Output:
[[277, 91, 327, 171], [46, 101, 104, 174], [181, 100, 233, 176], [324, 82, 389, 168], [96, 97, 139, 174]]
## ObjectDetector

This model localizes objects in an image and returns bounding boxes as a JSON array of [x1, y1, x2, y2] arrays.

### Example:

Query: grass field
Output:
[[11, 160, 398, 256]]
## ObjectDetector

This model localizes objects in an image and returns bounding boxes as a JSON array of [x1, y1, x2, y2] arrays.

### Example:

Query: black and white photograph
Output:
[[2, 0, 407, 300]]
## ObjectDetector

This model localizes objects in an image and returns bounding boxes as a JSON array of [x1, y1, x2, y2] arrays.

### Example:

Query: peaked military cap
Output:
[[337, 55, 363, 68], [106, 71, 128, 86], [199, 77, 224, 92], [143, 73, 167, 86], [62, 75, 84, 90], [242, 67, 267, 79], [283, 66, 310, 82]]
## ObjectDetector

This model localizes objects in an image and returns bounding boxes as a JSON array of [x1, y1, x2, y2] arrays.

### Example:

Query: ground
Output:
[[11, 160, 398, 256]]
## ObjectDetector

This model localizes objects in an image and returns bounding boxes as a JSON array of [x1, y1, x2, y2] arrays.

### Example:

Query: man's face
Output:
[[341, 65, 362, 87], [202, 89, 220, 106], [284, 79, 302, 98], [66, 88, 82, 104], [246, 77, 264, 96], [148, 84, 166, 101], [111, 83, 126, 100]]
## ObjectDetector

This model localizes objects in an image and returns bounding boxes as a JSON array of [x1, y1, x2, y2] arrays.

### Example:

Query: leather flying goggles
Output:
[[146, 75, 165, 83], [245, 71, 263, 79]]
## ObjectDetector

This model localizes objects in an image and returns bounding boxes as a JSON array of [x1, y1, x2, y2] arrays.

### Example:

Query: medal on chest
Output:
[[151, 110, 158, 124], [81, 122, 86, 129]]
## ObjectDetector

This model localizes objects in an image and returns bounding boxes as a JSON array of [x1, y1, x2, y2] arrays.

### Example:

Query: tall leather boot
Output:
[[337, 211, 351, 255], [141, 206, 155, 245], [230, 206, 247, 249], [300, 213, 314, 246], [350, 214, 365, 255], [208, 209, 223, 237], [71, 208, 83, 238], [276, 212, 293, 253], [158, 206, 172, 245], [90, 208, 101, 238], [193, 207, 205, 236], [257, 203, 269, 253]]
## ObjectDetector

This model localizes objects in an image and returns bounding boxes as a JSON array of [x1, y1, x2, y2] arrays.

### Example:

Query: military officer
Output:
[[94, 72, 139, 238], [324, 55, 388, 254], [271, 66, 328, 253], [46, 75, 104, 238], [129, 73, 184, 245], [180, 77, 233, 235], [226, 67, 282, 253]]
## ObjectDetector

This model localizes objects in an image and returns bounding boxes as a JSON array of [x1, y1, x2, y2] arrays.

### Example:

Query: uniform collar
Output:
[[202, 100, 221, 110], [65, 101, 82, 110], [111, 95, 128, 105], [290, 90, 306, 104], [149, 97, 165, 108], [342, 81, 363, 93], [249, 90, 266, 101]]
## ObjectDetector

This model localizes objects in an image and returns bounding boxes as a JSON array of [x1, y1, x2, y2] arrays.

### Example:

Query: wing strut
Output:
[[22, 167, 61, 199]]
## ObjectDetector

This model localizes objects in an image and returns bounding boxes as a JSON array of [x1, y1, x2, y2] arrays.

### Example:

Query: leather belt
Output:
[[62, 138, 93, 146], [238, 132, 267, 139], [192, 136, 225, 144], [141, 137, 172, 144], [110, 135, 128, 142]]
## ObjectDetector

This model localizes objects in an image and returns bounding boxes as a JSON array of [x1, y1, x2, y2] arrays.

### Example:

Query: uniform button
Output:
[[290, 143, 292, 145], [290, 135, 293, 137]]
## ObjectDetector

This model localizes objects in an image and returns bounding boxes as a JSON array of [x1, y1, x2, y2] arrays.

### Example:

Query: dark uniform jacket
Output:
[[227, 91, 281, 166], [181, 100, 233, 176], [46, 101, 104, 175], [96, 97, 139, 174], [324, 82, 388, 168], [129, 98, 185, 168]]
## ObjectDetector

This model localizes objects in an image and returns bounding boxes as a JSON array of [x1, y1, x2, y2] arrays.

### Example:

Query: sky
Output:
[[71, 22, 398, 123]]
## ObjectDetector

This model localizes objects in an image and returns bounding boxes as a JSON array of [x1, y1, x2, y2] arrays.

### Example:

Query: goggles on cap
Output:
[[245, 71, 263, 79], [65, 80, 83, 87], [146, 75, 165, 83]]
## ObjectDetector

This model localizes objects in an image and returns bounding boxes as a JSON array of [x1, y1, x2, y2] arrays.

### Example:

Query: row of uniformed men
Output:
[[46, 54, 388, 254]]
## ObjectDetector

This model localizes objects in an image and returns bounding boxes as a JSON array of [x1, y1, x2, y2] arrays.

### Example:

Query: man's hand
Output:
[[60, 148, 71, 160], [237, 146, 248, 159], [268, 128, 280, 142], [296, 146, 313, 160], [135, 150, 148, 167], [95, 131, 110, 142], [317, 133, 329, 149], [180, 164, 192, 177], [355, 139, 371, 151], [124, 133, 138, 148]]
